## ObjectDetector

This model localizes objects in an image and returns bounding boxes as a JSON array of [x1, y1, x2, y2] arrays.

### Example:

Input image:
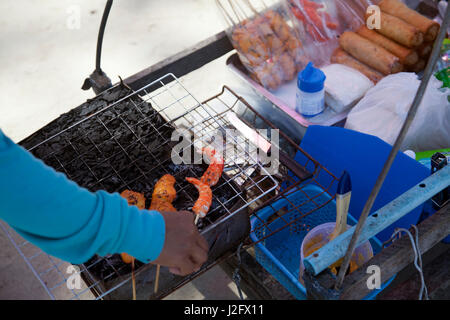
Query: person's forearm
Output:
[[0, 129, 165, 264]]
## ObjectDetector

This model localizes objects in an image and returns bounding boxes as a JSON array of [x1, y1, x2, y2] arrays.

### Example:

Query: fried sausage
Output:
[[369, 11, 423, 48], [356, 26, 419, 65], [339, 31, 403, 75], [379, 0, 440, 42], [331, 48, 384, 84]]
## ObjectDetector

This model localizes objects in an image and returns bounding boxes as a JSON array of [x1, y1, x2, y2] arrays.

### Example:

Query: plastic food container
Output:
[[295, 62, 326, 117], [299, 222, 373, 286]]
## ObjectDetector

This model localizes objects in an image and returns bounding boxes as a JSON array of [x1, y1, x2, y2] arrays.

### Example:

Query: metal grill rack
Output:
[[2, 73, 340, 299], [220, 88, 341, 244]]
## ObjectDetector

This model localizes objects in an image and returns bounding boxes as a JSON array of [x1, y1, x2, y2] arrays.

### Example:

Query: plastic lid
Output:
[[298, 62, 326, 93]]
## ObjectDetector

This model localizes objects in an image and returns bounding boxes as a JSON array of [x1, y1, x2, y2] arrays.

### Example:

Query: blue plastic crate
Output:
[[250, 184, 395, 300]]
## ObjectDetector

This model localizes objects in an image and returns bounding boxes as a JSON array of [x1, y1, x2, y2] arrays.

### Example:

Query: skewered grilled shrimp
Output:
[[200, 147, 224, 187], [186, 177, 212, 219]]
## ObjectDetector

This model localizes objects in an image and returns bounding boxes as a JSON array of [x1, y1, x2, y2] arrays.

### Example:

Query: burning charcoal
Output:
[[43, 156, 62, 172], [92, 161, 114, 179], [64, 160, 88, 179], [102, 140, 120, 158], [97, 110, 116, 123], [89, 128, 110, 146], [125, 110, 140, 123], [119, 164, 142, 182], [105, 118, 122, 131], [101, 175, 123, 193], [124, 142, 144, 161], [116, 131, 134, 149], [79, 172, 98, 191]]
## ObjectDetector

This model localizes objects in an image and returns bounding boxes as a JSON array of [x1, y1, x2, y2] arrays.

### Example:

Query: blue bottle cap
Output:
[[298, 62, 326, 93]]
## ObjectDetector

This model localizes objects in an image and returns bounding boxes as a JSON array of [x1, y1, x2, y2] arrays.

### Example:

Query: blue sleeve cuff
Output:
[[117, 207, 166, 263], [94, 191, 166, 263]]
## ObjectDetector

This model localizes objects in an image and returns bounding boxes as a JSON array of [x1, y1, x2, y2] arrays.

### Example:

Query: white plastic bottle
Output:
[[296, 62, 326, 117]]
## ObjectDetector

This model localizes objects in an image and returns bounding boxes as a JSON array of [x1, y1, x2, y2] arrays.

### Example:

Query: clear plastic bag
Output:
[[345, 73, 450, 152], [217, 0, 308, 90], [285, 0, 371, 67]]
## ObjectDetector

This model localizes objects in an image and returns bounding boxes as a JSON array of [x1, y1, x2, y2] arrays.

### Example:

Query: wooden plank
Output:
[[338, 203, 450, 300], [124, 31, 234, 91], [303, 269, 340, 300], [377, 242, 450, 300]]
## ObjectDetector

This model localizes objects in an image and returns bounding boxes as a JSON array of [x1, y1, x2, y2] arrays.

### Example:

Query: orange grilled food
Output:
[[120, 175, 177, 264], [120, 190, 146, 209], [119, 190, 146, 264], [186, 177, 212, 218], [200, 147, 224, 187], [150, 174, 177, 212]]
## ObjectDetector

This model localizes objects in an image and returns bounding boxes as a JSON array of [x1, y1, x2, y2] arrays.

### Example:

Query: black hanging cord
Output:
[[82, 0, 113, 94], [96, 0, 113, 72]]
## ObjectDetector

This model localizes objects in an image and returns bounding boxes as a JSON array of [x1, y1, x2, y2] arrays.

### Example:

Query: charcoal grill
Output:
[[1, 67, 342, 299], [2, 0, 448, 301]]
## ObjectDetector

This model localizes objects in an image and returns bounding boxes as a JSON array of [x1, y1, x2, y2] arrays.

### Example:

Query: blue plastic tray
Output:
[[250, 184, 395, 300]]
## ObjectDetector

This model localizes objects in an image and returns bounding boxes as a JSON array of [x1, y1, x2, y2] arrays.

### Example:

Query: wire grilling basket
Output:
[[2, 73, 340, 299]]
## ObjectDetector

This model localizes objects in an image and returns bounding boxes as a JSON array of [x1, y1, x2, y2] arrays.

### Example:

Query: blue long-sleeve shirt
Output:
[[0, 129, 165, 264]]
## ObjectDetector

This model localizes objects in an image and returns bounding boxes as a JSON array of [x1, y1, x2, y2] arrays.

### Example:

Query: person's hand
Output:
[[152, 211, 208, 276]]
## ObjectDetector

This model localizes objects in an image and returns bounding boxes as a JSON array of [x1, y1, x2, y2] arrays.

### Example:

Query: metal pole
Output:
[[335, 6, 450, 290]]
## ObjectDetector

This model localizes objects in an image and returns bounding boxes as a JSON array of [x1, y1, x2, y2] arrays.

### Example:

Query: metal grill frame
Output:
[[2, 74, 279, 299], [2, 74, 340, 300]]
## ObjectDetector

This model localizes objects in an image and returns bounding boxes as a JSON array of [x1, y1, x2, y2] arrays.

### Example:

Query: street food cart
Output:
[[1, 0, 449, 300]]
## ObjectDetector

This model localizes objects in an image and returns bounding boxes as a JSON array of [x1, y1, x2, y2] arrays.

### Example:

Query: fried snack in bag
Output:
[[217, 0, 308, 90]]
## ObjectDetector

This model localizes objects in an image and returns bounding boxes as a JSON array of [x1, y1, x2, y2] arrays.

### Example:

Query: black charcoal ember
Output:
[[92, 161, 115, 179], [118, 164, 142, 182], [96, 110, 116, 123], [101, 175, 123, 193], [42, 156, 62, 171], [115, 131, 134, 149], [63, 158, 87, 178], [102, 140, 121, 158], [124, 142, 145, 161]]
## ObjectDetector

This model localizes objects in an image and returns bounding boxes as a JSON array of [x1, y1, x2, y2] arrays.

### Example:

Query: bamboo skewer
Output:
[[234, 0, 251, 20], [228, 0, 245, 22], [131, 258, 136, 300], [217, 0, 237, 27], [154, 265, 161, 293], [244, 0, 258, 15]]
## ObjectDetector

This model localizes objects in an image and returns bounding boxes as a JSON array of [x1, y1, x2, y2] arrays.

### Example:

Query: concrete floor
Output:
[[0, 0, 248, 300]]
